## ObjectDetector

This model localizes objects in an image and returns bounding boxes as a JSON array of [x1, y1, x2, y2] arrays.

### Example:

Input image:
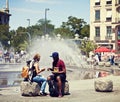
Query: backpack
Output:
[[21, 66, 29, 78], [21, 60, 34, 82], [48, 80, 59, 97]]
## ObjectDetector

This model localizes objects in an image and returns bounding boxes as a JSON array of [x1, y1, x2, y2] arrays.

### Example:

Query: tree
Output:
[[35, 19, 55, 36], [10, 19, 55, 52], [81, 24, 90, 38], [80, 40, 97, 57], [54, 27, 74, 38], [0, 24, 10, 49], [7, 16, 90, 52], [10, 27, 29, 52], [61, 16, 88, 38]]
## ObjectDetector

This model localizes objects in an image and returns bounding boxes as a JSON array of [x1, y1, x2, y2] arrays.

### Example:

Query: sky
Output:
[[0, 0, 90, 30]]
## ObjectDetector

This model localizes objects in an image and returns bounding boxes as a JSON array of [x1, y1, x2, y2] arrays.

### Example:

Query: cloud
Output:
[[25, 0, 61, 4], [11, 7, 42, 14]]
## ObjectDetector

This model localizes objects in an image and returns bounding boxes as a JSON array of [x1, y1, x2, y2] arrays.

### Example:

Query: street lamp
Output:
[[26, 32, 31, 45], [27, 19, 31, 40], [27, 19, 30, 27], [44, 8, 49, 35]]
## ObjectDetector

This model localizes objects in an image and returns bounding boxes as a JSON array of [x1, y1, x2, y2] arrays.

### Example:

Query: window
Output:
[[95, 27, 100, 37], [95, 0, 100, 5], [106, 26, 112, 37], [106, 0, 112, 4], [106, 9, 112, 21], [95, 10, 100, 21], [116, 0, 120, 5]]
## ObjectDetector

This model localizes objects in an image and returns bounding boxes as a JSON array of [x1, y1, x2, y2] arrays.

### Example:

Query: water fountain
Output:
[[28, 35, 88, 68], [27, 35, 94, 80], [0, 35, 94, 87]]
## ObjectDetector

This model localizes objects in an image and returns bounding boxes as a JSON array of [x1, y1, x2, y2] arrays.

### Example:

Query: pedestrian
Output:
[[32, 53, 47, 96], [47, 52, 66, 97]]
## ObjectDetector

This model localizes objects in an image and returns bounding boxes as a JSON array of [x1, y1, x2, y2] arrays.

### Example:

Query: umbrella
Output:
[[94, 47, 111, 52]]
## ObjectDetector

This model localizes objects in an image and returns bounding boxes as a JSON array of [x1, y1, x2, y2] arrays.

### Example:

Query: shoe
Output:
[[39, 92, 48, 96], [39, 91, 45, 96], [43, 92, 49, 96]]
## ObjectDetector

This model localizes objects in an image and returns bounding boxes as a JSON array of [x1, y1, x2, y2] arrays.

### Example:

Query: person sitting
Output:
[[47, 52, 66, 98], [31, 53, 47, 96]]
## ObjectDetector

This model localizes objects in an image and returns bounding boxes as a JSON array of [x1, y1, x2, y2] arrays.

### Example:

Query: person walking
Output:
[[47, 52, 66, 97]]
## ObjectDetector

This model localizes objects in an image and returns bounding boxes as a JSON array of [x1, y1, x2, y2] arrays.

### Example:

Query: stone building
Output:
[[90, 0, 120, 51], [0, 0, 11, 25]]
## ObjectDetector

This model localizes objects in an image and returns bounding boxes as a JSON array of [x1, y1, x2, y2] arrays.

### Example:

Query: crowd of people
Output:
[[87, 51, 120, 66], [0, 50, 28, 64]]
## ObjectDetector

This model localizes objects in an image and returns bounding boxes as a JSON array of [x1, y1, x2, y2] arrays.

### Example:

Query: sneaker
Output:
[[43, 92, 49, 96], [39, 92, 49, 96], [39, 91, 45, 96]]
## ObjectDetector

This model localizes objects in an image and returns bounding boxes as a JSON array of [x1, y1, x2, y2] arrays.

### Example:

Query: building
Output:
[[0, 0, 11, 25], [90, 0, 120, 51]]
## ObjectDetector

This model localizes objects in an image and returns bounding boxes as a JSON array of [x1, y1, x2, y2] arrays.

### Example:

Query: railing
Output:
[[105, 36, 112, 40], [94, 36, 100, 41]]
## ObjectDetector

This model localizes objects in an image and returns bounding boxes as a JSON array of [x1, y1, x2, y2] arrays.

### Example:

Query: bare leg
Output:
[[56, 76, 62, 96]]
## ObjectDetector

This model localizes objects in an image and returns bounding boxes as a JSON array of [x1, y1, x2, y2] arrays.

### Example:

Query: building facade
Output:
[[90, 0, 120, 51], [0, 0, 11, 25]]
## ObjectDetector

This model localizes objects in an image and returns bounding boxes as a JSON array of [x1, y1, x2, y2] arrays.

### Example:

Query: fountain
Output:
[[26, 35, 94, 80], [0, 35, 94, 87], [28, 35, 88, 69]]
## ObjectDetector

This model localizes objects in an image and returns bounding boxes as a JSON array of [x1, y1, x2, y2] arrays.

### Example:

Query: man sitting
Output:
[[47, 52, 66, 98]]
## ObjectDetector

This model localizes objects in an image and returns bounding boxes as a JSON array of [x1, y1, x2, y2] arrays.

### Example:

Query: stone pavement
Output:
[[0, 75, 120, 102]]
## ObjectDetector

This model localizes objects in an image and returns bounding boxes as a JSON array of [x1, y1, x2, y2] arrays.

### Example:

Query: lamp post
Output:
[[27, 19, 30, 27], [44, 8, 49, 35], [26, 32, 31, 45], [27, 19, 31, 35], [27, 19, 31, 45]]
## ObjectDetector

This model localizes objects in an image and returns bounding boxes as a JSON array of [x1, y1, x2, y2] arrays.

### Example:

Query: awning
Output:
[[106, 10, 112, 18], [94, 46, 111, 52], [95, 0, 100, 3]]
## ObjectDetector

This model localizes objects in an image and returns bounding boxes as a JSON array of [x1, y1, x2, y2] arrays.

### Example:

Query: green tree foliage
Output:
[[9, 19, 55, 52], [81, 25, 90, 38], [34, 19, 55, 36], [7, 16, 89, 52], [54, 27, 74, 38], [0, 24, 10, 49], [10, 27, 29, 51], [80, 40, 97, 57], [61, 16, 89, 38]]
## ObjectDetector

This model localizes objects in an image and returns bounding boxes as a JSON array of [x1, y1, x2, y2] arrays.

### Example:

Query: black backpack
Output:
[[48, 80, 59, 97]]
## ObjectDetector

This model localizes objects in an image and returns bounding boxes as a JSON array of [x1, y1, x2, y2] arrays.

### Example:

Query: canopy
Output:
[[94, 47, 111, 52]]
